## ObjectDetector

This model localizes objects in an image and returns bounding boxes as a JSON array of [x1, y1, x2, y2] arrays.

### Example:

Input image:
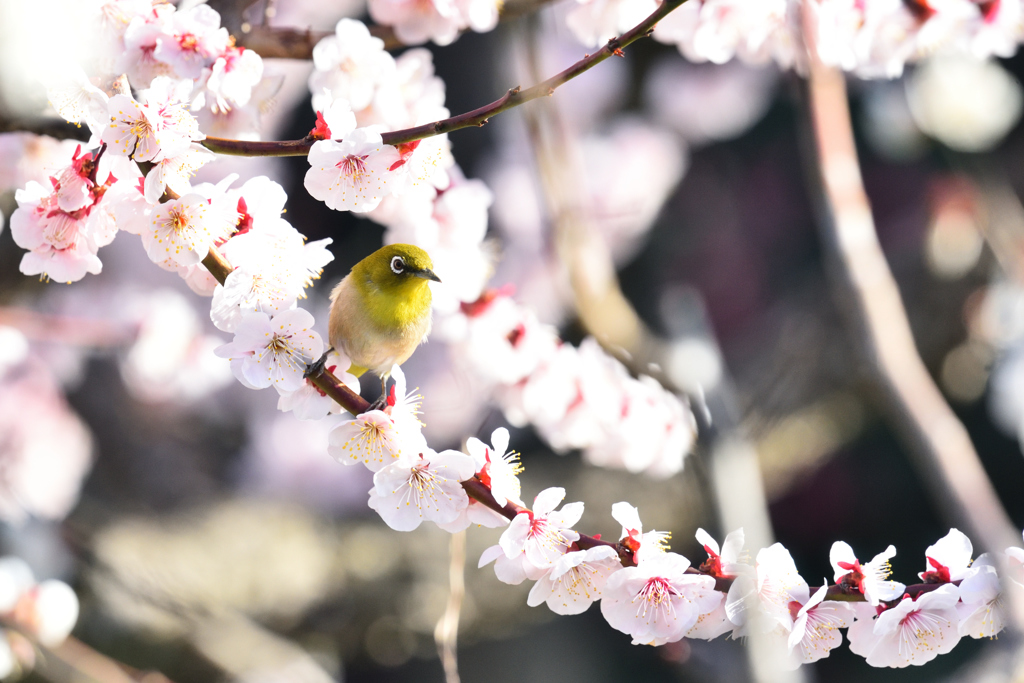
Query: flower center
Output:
[[338, 154, 369, 179]]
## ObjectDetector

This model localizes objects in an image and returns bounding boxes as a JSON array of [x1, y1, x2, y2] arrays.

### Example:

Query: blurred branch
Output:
[[0, 115, 88, 142], [36, 636, 176, 683], [434, 530, 465, 683], [200, 0, 692, 156], [800, 5, 1024, 631], [223, 0, 560, 58]]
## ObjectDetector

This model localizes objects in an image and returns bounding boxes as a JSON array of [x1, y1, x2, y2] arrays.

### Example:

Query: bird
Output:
[[315, 243, 440, 406]]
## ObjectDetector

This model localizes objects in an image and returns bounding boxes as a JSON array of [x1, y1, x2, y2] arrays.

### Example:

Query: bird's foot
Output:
[[304, 348, 334, 379], [367, 395, 389, 412], [367, 376, 391, 412]]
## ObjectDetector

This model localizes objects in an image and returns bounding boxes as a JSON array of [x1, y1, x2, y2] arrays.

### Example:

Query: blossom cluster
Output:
[[367, 0, 500, 46], [0, 556, 79, 674], [443, 291, 698, 477], [78, 1, 272, 138], [560, 0, 1024, 79]]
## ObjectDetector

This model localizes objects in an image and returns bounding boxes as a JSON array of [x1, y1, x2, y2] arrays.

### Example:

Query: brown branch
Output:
[[200, 0, 690, 157]]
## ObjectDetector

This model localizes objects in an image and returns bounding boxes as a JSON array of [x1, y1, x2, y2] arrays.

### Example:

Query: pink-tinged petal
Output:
[[499, 513, 531, 558], [478, 544, 504, 568], [547, 501, 584, 529], [532, 487, 565, 516]]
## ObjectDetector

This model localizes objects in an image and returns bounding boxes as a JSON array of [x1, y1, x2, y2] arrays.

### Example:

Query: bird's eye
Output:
[[391, 256, 405, 274]]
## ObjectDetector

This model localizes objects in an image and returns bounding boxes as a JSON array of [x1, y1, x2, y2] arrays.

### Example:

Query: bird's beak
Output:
[[414, 268, 442, 283]]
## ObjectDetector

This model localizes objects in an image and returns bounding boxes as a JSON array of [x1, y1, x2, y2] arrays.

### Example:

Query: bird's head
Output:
[[353, 243, 441, 301]]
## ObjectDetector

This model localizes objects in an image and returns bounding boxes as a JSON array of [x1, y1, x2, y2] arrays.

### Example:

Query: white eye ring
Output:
[[391, 256, 405, 274]]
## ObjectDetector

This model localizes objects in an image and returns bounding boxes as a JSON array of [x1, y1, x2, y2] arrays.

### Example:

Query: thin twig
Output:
[[200, 0, 689, 157], [434, 530, 465, 683]]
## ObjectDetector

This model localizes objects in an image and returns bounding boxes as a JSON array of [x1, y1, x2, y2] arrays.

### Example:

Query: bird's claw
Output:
[[367, 395, 389, 412], [304, 349, 332, 379]]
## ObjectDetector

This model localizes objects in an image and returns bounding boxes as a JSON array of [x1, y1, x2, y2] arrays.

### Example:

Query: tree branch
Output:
[[200, 0, 690, 157]]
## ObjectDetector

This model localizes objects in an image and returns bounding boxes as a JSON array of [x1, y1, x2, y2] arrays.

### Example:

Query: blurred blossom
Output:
[[924, 179, 984, 280], [0, 328, 29, 377], [643, 57, 777, 146], [0, 360, 92, 525], [578, 120, 685, 265], [907, 55, 1024, 153], [859, 79, 928, 161], [941, 341, 992, 403], [119, 288, 234, 403], [242, 412, 372, 514], [0, 134, 81, 195]]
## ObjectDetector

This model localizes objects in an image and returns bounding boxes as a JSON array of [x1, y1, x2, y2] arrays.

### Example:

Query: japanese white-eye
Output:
[[326, 244, 440, 394]]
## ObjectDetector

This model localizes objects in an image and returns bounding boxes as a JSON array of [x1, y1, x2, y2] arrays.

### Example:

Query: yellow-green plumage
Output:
[[328, 244, 439, 379]]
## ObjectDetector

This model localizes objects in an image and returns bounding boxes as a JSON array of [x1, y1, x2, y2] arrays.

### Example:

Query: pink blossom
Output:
[[830, 541, 905, 606], [308, 19, 396, 113], [499, 487, 583, 569], [956, 553, 1004, 639], [328, 410, 406, 471], [786, 583, 856, 667], [304, 129, 402, 213], [919, 528, 974, 583], [466, 426, 523, 507], [214, 308, 324, 392], [848, 584, 962, 668], [601, 550, 720, 645], [152, 4, 230, 80], [528, 545, 621, 615]]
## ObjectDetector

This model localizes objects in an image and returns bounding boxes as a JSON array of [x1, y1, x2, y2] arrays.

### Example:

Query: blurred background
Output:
[[4, 0, 1024, 681]]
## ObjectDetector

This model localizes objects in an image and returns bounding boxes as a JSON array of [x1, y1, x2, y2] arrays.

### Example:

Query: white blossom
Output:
[[368, 448, 475, 531], [214, 309, 323, 392]]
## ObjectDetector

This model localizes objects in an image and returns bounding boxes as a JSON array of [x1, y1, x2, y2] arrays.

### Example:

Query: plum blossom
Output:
[[830, 541, 905, 606], [368, 0, 498, 47], [137, 192, 237, 268], [919, 528, 974, 583], [143, 144, 216, 203], [500, 487, 583, 569], [601, 549, 720, 645], [848, 584, 962, 668], [103, 77, 202, 163], [151, 3, 230, 80], [528, 545, 621, 615], [682, 528, 750, 640], [367, 448, 476, 531], [304, 128, 402, 213], [785, 583, 856, 667], [308, 19, 396, 113], [10, 170, 118, 283], [956, 554, 1005, 639], [465, 426, 523, 507], [214, 309, 323, 392], [46, 68, 109, 142], [328, 397, 427, 472], [726, 542, 809, 636]]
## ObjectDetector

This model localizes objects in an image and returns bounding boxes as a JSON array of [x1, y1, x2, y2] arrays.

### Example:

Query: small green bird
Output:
[[323, 243, 440, 400]]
